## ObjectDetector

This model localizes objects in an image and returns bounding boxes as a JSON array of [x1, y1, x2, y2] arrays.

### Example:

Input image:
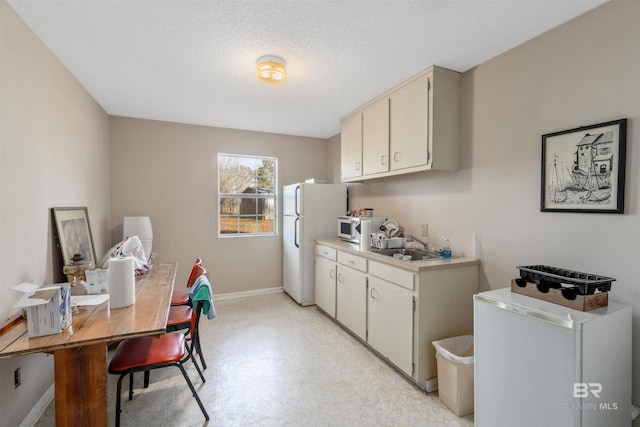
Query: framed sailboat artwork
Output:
[[541, 119, 627, 213]]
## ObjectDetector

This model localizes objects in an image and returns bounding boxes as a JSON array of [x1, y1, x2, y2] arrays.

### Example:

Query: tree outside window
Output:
[[218, 153, 277, 236]]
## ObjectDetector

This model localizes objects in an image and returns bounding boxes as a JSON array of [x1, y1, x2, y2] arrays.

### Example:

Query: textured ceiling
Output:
[[7, 0, 608, 139]]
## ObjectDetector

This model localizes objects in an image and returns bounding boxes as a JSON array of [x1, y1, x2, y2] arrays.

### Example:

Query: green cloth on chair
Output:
[[190, 276, 216, 320]]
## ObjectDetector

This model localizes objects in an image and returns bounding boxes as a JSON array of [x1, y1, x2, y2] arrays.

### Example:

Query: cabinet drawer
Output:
[[315, 245, 337, 261], [338, 251, 367, 272], [369, 261, 415, 291]]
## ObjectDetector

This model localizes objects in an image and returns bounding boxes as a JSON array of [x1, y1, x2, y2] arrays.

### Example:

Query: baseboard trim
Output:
[[20, 383, 54, 427], [213, 287, 283, 301]]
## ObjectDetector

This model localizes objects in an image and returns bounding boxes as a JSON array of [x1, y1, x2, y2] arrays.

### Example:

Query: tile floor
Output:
[[35, 292, 474, 426]]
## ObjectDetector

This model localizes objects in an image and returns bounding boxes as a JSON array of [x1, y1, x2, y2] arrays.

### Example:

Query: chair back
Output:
[[190, 300, 205, 341], [187, 264, 206, 288], [190, 278, 212, 333]]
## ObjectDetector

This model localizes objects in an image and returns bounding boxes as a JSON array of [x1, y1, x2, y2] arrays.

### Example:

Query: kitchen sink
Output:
[[369, 248, 443, 261]]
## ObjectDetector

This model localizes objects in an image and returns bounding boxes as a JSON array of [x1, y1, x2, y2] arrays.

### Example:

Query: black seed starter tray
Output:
[[516, 265, 615, 295]]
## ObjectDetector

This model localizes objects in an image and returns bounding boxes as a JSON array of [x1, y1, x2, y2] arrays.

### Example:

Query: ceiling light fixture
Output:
[[256, 55, 286, 84]]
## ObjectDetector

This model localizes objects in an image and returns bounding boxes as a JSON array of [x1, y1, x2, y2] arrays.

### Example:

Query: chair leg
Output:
[[195, 335, 207, 370], [191, 354, 206, 383], [197, 345, 207, 370], [177, 363, 209, 421], [128, 372, 134, 400], [143, 370, 150, 388], [115, 374, 125, 427]]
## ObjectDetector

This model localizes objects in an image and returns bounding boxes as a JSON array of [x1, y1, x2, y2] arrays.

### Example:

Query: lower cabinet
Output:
[[336, 264, 367, 340], [367, 276, 414, 376], [315, 255, 337, 317], [315, 243, 478, 389]]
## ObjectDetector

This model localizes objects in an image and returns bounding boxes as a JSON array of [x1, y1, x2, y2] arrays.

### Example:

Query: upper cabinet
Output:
[[340, 112, 363, 180], [390, 74, 430, 171], [362, 98, 390, 175], [340, 65, 460, 182]]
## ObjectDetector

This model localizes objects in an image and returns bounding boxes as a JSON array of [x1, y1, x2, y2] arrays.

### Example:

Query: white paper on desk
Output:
[[71, 294, 110, 306]]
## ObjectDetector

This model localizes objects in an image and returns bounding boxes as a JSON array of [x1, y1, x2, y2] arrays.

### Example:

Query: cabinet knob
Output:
[[330, 270, 335, 279], [356, 162, 361, 171], [381, 155, 387, 165], [338, 273, 344, 282], [393, 152, 400, 162]]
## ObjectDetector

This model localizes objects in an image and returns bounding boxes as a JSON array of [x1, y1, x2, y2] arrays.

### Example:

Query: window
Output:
[[218, 153, 277, 236]]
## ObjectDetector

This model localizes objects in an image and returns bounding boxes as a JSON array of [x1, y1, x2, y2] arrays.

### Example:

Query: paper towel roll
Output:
[[109, 257, 136, 309], [359, 220, 371, 250]]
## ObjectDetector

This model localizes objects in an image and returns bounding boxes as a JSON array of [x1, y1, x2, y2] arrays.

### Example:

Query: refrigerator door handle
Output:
[[294, 217, 300, 248], [295, 185, 301, 216]]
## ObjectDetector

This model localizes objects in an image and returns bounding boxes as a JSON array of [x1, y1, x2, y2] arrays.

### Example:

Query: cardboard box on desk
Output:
[[13, 282, 72, 338], [85, 269, 109, 294]]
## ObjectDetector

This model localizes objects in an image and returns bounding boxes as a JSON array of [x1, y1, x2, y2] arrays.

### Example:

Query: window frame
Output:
[[217, 153, 278, 238]]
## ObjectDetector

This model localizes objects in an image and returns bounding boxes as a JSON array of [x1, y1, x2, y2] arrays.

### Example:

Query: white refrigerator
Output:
[[282, 183, 346, 306], [474, 288, 631, 427]]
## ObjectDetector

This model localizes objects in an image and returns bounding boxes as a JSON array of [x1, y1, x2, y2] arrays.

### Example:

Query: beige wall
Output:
[[109, 117, 331, 294], [344, 0, 640, 412], [0, 1, 111, 424]]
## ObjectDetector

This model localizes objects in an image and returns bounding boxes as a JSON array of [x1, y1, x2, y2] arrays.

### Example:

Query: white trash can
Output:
[[432, 335, 474, 416]]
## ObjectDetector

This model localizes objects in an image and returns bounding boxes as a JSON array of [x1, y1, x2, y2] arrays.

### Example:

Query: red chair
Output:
[[170, 258, 204, 306], [108, 301, 209, 426], [166, 280, 209, 369]]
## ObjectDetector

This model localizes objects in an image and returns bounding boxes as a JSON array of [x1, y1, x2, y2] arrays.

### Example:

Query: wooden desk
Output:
[[0, 262, 176, 427]]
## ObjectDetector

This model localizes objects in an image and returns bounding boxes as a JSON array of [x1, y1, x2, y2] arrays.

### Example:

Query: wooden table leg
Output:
[[54, 343, 108, 427]]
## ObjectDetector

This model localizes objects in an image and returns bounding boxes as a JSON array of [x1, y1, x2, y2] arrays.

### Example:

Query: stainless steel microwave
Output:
[[338, 216, 386, 244]]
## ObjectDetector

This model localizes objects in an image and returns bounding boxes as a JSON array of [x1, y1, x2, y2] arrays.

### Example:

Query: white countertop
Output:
[[315, 238, 479, 273]]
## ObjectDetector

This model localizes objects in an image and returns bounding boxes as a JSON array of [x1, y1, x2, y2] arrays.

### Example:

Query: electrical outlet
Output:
[[421, 224, 428, 236], [14, 367, 20, 389]]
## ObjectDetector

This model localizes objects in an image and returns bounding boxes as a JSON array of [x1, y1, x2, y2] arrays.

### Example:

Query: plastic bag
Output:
[[97, 236, 149, 275], [432, 335, 474, 364]]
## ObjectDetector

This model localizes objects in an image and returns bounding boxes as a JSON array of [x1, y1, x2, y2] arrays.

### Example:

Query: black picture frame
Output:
[[541, 119, 627, 214], [52, 206, 97, 266]]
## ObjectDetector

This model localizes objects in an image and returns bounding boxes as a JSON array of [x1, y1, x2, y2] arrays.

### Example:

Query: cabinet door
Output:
[[336, 265, 367, 340], [362, 98, 389, 175], [390, 74, 430, 170], [315, 256, 336, 317], [368, 276, 414, 376], [340, 113, 363, 180]]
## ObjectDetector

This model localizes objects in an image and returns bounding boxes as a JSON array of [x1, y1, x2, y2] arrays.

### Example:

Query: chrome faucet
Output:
[[408, 235, 428, 249]]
